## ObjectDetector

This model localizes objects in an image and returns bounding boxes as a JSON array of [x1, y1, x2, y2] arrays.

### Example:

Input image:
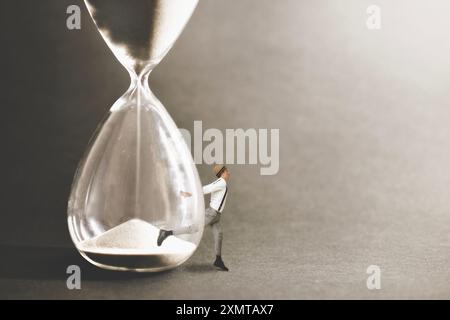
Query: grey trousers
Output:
[[173, 207, 223, 256]]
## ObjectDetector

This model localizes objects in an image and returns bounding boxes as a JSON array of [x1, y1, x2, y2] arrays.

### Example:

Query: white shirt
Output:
[[203, 178, 228, 213]]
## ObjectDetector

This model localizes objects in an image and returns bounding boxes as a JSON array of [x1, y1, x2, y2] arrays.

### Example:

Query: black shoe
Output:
[[213, 256, 229, 271], [157, 229, 173, 246]]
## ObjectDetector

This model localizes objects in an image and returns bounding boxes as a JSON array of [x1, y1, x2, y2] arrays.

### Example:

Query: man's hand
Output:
[[180, 191, 192, 198]]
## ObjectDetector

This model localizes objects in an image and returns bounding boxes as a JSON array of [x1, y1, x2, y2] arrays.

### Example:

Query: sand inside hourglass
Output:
[[77, 218, 196, 271]]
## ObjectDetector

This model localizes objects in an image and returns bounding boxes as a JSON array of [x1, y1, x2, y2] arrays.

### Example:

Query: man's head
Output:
[[213, 164, 230, 181]]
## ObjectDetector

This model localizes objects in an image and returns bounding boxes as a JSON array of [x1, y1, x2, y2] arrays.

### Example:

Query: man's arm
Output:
[[179, 179, 226, 197], [202, 179, 226, 194]]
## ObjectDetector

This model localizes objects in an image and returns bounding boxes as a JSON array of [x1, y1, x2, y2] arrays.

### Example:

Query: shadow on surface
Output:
[[0, 244, 172, 281], [182, 262, 218, 274]]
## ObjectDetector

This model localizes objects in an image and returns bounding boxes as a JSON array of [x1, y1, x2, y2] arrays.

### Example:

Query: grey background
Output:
[[1, 0, 450, 299]]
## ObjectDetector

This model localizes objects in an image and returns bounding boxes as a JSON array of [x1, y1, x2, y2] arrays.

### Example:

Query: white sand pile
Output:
[[78, 218, 196, 255]]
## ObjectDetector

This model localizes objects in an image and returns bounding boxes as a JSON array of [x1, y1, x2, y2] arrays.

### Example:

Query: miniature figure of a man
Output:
[[157, 164, 230, 271]]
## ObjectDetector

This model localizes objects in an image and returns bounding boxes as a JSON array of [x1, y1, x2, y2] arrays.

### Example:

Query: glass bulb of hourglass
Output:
[[68, 0, 203, 272]]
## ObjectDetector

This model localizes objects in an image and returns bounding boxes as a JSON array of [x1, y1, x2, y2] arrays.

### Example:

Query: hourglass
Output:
[[67, 0, 204, 272]]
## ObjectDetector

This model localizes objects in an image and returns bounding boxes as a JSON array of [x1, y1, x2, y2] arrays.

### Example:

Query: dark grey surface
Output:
[[1, 0, 450, 299]]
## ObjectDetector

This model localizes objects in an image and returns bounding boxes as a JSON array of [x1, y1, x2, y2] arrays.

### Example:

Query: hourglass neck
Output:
[[128, 63, 154, 89], [110, 64, 154, 112]]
